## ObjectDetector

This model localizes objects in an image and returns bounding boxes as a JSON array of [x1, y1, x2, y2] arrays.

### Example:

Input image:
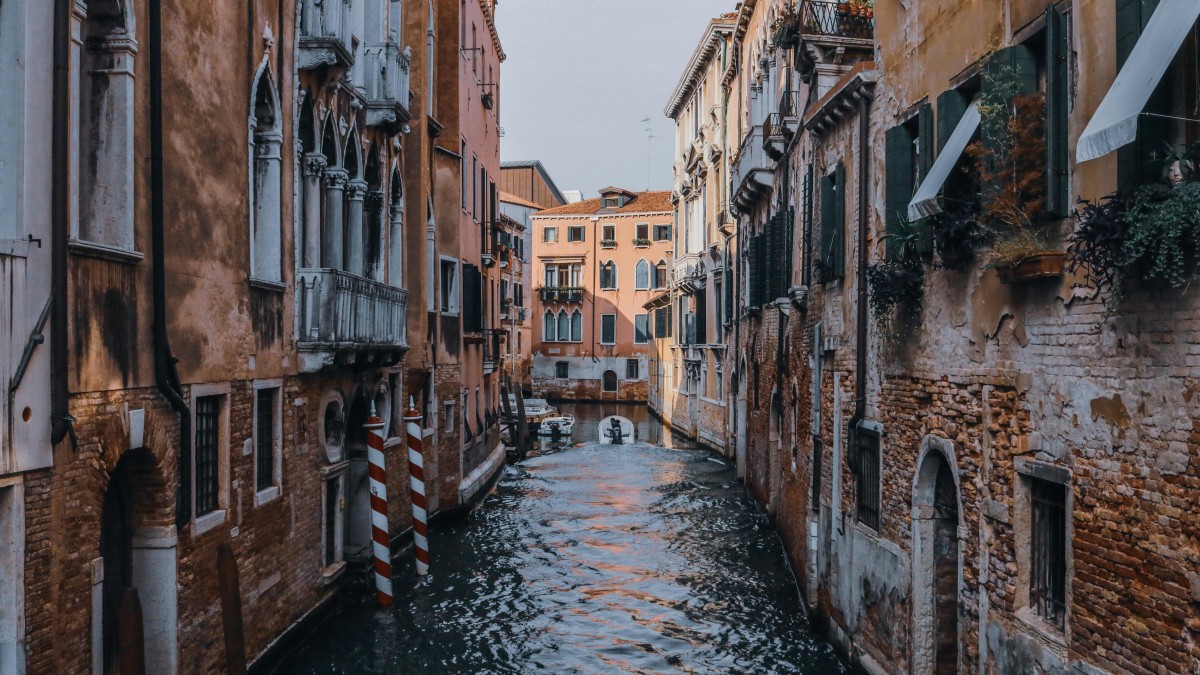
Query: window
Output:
[[654, 261, 668, 289], [855, 425, 881, 530], [557, 310, 570, 342], [471, 155, 478, 221], [323, 474, 345, 568], [1029, 477, 1067, 629], [567, 226, 586, 242], [191, 386, 229, 533], [601, 224, 616, 244], [543, 310, 555, 341], [602, 370, 618, 393], [635, 259, 650, 290], [811, 438, 823, 513], [600, 261, 617, 289], [555, 361, 569, 378], [654, 223, 671, 241], [544, 262, 582, 287], [819, 163, 846, 282], [625, 358, 639, 379], [444, 401, 455, 433], [634, 314, 649, 344], [250, 66, 283, 282], [570, 309, 582, 342], [462, 263, 482, 332], [600, 314, 616, 344], [635, 223, 649, 243], [440, 258, 460, 313], [461, 139, 468, 211], [254, 384, 282, 499], [603, 196, 619, 208], [884, 104, 931, 262], [543, 227, 558, 243]]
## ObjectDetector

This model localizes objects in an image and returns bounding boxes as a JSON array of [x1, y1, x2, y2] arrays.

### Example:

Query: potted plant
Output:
[[481, 92, 494, 110], [633, 237, 650, 247], [839, 2, 851, 16], [965, 54, 1062, 284], [867, 213, 925, 326]]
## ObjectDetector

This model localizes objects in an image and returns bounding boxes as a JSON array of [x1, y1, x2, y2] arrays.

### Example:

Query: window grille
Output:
[[195, 396, 221, 516], [1031, 478, 1067, 629], [855, 429, 880, 530], [255, 388, 277, 491], [626, 358, 639, 379], [555, 361, 569, 378], [811, 437, 823, 513]]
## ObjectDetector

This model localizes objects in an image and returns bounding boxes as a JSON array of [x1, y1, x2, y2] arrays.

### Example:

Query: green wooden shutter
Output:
[[833, 161, 846, 279], [1046, 5, 1070, 217], [937, 89, 969, 153], [820, 172, 835, 282], [1117, 0, 1167, 190], [802, 166, 814, 286], [885, 124, 914, 262], [918, 103, 934, 182], [785, 207, 795, 292]]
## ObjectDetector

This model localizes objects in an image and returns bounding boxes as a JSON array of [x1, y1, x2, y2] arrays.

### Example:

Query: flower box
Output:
[[997, 252, 1065, 284]]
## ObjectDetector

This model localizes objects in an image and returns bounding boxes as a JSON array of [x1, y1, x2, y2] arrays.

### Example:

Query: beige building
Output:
[[530, 188, 673, 401]]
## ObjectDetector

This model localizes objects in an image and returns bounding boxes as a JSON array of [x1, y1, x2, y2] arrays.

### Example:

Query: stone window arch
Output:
[[364, 147, 385, 281], [250, 60, 283, 283], [388, 165, 405, 287], [602, 370, 618, 393], [911, 436, 963, 675], [76, 0, 138, 251], [543, 310, 555, 341], [600, 260, 618, 289], [343, 127, 368, 275], [654, 259, 669, 289], [635, 259, 650, 290], [556, 309, 569, 342], [570, 309, 582, 342]]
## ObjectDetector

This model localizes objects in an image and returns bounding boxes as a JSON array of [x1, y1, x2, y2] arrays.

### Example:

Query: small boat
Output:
[[598, 416, 635, 445], [537, 415, 574, 436], [519, 398, 558, 424]]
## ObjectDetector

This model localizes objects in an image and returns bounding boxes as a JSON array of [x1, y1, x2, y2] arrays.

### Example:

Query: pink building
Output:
[[529, 188, 673, 401]]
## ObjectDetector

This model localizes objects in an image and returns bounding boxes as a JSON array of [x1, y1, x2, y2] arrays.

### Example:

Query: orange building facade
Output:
[[529, 188, 673, 401]]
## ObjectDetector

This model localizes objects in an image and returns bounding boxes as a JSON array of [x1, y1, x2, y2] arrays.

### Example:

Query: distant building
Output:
[[562, 190, 585, 204], [498, 191, 540, 392], [529, 187, 673, 401], [500, 160, 568, 209]]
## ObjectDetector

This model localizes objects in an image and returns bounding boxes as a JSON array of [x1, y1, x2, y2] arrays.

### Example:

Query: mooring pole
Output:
[[404, 398, 430, 575], [366, 403, 392, 606]]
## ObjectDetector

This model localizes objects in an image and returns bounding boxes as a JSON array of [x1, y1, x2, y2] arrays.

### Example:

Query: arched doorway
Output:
[[601, 370, 618, 394], [912, 440, 960, 674], [97, 448, 177, 674], [342, 388, 373, 563]]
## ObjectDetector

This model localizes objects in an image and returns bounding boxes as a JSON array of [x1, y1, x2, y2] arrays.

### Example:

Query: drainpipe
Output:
[[50, 0, 73, 446], [848, 91, 871, 455], [148, 0, 194, 528]]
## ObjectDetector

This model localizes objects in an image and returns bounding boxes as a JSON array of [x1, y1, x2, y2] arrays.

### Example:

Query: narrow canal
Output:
[[279, 403, 844, 674]]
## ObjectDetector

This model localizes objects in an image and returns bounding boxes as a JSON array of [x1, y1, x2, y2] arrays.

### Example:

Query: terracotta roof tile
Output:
[[498, 190, 543, 210], [533, 190, 674, 217]]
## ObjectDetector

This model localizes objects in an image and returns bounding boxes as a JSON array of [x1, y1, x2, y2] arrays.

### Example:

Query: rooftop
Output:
[[533, 190, 673, 217]]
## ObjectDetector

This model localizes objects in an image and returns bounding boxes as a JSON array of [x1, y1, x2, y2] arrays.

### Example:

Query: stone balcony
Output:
[[364, 42, 412, 128], [299, 0, 354, 71], [800, 0, 875, 42], [538, 286, 584, 304], [730, 125, 773, 213], [673, 254, 706, 295], [296, 268, 408, 371]]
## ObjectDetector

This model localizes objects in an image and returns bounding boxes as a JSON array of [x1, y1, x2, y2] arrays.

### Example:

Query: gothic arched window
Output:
[[635, 259, 650, 290], [251, 63, 283, 282]]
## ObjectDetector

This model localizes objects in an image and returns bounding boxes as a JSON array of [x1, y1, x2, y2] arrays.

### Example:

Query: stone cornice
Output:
[[665, 18, 736, 119]]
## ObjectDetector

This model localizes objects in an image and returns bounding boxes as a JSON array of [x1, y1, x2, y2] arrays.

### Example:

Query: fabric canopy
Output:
[[908, 100, 981, 220], [1077, 0, 1200, 163]]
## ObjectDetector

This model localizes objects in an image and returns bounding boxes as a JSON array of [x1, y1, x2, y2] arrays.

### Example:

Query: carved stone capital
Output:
[[304, 153, 329, 176], [323, 167, 349, 188], [346, 180, 368, 200], [365, 190, 386, 210]]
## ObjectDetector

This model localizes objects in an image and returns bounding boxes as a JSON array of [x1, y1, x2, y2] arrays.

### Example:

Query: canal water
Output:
[[279, 403, 844, 674]]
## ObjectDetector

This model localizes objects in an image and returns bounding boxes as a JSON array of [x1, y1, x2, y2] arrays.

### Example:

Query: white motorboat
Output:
[[598, 416, 635, 445], [519, 398, 557, 424], [537, 415, 574, 436]]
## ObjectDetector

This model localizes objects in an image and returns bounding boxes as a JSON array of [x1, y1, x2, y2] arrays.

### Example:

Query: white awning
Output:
[[908, 100, 981, 220], [1077, 0, 1200, 163]]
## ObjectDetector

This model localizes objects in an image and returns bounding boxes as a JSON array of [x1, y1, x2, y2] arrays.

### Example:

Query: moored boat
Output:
[[598, 416, 635, 445], [537, 415, 574, 436]]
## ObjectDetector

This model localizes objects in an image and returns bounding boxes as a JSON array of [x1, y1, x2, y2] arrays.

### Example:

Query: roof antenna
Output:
[[641, 116, 657, 191]]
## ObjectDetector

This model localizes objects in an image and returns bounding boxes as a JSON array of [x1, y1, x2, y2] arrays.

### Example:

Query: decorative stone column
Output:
[[302, 153, 327, 268], [345, 180, 368, 277], [322, 168, 348, 270], [253, 130, 284, 282], [388, 201, 404, 288]]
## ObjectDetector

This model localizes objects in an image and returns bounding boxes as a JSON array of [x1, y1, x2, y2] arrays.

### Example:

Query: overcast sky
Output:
[[496, 0, 737, 199]]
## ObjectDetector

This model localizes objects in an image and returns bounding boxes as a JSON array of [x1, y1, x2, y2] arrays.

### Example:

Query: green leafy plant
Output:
[[931, 204, 988, 270], [1122, 182, 1200, 288], [1067, 192, 1129, 303], [868, 214, 925, 324]]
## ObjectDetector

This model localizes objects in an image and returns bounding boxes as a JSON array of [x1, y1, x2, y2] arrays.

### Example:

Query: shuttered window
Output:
[[981, 45, 1038, 202], [462, 264, 482, 332], [802, 166, 814, 286], [885, 124, 915, 262], [1116, 0, 1169, 190], [1046, 6, 1070, 217], [601, 314, 616, 344], [634, 314, 649, 344], [819, 162, 846, 281]]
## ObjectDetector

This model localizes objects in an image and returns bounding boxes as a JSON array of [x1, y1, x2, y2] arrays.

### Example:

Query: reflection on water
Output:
[[278, 403, 844, 674], [533, 401, 691, 455]]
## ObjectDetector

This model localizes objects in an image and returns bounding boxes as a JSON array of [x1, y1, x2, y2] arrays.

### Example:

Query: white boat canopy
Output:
[[1077, 0, 1200, 163], [908, 100, 981, 220]]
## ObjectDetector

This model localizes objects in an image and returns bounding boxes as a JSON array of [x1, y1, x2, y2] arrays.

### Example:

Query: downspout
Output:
[[50, 0, 73, 446], [148, 0, 193, 528], [848, 91, 871, 450]]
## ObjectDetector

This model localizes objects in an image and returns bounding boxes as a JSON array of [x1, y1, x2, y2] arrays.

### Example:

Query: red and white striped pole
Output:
[[404, 398, 430, 575], [365, 403, 392, 606]]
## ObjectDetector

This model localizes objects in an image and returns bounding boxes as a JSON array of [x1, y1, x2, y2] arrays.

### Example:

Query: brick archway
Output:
[[911, 436, 963, 675]]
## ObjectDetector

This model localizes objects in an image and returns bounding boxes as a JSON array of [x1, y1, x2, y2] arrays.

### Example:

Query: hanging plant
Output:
[[1066, 192, 1130, 305], [868, 214, 925, 327]]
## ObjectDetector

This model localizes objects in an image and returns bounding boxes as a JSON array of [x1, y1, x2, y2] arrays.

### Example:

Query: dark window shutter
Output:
[[819, 172, 835, 281], [724, 249, 734, 318], [936, 89, 968, 154], [833, 161, 846, 279], [1116, 0, 1167, 190], [918, 103, 934, 182], [785, 207, 795, 292], [1046, 5, 1070, 217], [885, 124, 915, 262], [802, 166, 813, 287]]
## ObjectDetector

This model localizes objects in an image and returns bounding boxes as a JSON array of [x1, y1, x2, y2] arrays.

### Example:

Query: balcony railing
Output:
[[730, 125, 774, 211], [673, 254, 706, 294], [538, 286, 584, 304], [297, 268, 408, 349], [364, 42, 412, 127], [800, 1, 875, 41], [299, 0, 354, 70]]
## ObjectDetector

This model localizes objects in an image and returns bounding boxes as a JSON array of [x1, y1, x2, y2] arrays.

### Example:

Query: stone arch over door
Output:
[[97, 446, 177, 674], [911, 435, 963, 675]]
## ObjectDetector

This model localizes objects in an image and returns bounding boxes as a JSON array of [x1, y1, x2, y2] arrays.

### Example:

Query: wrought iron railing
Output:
[[537, 286, 584, 304], [297, 268, 408, 348], [800, 1, 875, 41]]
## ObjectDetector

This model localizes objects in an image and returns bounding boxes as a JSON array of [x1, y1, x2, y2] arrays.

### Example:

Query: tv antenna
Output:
[[641, 116, 657, 190]]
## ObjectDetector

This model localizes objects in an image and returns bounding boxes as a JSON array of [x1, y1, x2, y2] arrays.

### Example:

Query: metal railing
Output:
[[537, 286, 584, 304], [364, 42, 411, 112], [731, 125, 773, 205], [297, 268, 408, 348], [800, 1, 875, 41]]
